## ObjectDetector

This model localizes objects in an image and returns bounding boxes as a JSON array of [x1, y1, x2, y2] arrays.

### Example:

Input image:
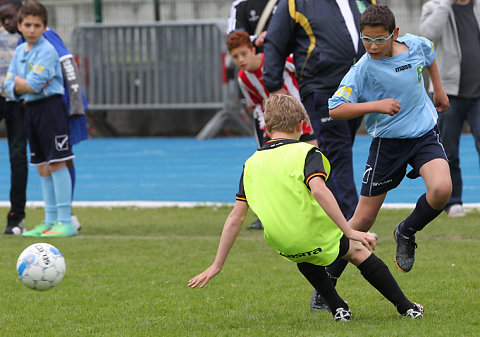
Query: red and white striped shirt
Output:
[[237, 54, 312, 135]]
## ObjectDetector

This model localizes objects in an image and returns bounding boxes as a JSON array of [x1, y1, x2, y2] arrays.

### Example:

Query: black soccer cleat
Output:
[[393, 222, 417, 273], [3, 220, 26, 235], [403, 302, 424, 319], [333, 307, 352, 321], [247, 218, 263, 230], [310, 289, 330, 311]]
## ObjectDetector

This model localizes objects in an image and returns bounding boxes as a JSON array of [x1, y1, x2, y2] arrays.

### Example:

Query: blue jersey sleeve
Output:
[[418, 36, 435, 67], [328, 64, 363, 110]]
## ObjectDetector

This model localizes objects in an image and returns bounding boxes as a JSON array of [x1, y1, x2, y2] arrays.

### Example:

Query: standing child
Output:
[[0, 0, 88, 231], [4, 0, 77, 237], [189, 94, 424, 321], [326, 4, 451, 287], [0, 0, 28, 235], [227, 31, 316, 149]]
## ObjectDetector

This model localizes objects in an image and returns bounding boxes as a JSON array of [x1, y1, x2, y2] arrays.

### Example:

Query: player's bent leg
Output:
[[297, 262, 351, 321], [349, 194, 386, 232], [420, 158, 452, 210], [346, 251, 424, 318], [395, 159, 451, 272]]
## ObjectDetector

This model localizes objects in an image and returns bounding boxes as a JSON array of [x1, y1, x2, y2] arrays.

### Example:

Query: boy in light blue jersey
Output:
[[327, 5, 451, 279], [4, 0, 76, 237]]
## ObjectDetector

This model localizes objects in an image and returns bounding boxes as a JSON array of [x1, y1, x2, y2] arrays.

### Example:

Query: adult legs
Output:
[[437, 96, 466, 210], [466, 97, 480, 169], [302, 91, 361, 220], [4, 102, 28, 229]]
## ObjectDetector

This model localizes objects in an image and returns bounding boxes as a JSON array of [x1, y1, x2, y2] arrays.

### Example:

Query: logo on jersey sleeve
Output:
[[334, 86, 352, 99], [32, 64, 44, 74]]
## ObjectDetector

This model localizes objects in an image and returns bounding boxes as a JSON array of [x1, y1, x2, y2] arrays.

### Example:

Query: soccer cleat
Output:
[[310, 289, 330, 311], [71, 215, 82, 231], [22, 222, 52, 237], [41, 221, 78, 237], [403, 303, 424, 319], [4, 220, 26, 235], [393, 223, 417, 273], [333, 307, 352, 321], [447, 204, 466, 217], [247, 218, 263, 230]]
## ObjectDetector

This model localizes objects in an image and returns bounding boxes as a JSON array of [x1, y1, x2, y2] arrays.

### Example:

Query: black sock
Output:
[[400, 193, 442, 237], [326, 256, 349, 286], [357, 254, 413, 314], [297, 262, 348, 312]]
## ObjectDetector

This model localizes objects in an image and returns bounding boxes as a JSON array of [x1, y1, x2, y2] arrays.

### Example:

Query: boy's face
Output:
[[18, 15, 46, 46], [361, 26, 399, 60], [229, 45, 257, 71], [0, 4, 19, 34]]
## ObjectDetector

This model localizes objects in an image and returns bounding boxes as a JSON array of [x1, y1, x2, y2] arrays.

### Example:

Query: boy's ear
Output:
[[393, 27, 400, 40]]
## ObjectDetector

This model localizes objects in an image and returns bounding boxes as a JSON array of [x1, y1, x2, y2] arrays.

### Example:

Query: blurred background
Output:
[[32, 0, 428, 138]]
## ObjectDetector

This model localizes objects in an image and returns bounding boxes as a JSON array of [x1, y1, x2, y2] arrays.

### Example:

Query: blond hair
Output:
[[264, 94, 310, 134]]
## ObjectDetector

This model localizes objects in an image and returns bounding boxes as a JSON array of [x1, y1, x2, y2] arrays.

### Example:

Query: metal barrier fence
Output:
[[71, 20, 251, 138]]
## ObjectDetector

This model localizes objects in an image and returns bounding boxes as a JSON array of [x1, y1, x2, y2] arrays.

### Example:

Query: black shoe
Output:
[[4, 220, 26, 235], [393, 222, 417, 272], [403, 303, 424, 319], [333, 307, 352, 321], [247, 218, 263, 230], [310, 289, 330, 311]]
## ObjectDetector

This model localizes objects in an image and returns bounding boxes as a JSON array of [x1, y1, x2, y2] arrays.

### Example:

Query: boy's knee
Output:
[[344, 240, 371, 266], [428, 183, 452, 208]]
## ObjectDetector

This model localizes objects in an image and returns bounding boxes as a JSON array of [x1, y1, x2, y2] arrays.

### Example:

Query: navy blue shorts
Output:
[[361, 127, 447, 196], [25, 95, 75, 166]]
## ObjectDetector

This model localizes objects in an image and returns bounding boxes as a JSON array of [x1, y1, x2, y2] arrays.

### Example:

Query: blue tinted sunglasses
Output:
[[360, 31, 394, 45]]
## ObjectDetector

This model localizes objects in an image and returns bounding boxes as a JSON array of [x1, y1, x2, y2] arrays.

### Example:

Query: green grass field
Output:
[[0, 206, 479, 336]]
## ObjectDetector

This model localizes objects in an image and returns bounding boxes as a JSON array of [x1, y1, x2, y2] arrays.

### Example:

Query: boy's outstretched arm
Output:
[[188, 201, 248, 289], [329, 99, 401, 120], [309, 177, 377, 251], [426, 59, 449, 113]]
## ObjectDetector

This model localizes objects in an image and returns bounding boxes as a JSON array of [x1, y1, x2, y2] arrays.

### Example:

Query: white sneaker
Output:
[[71, 215, 82, 231], [447, 204, 466, 217]]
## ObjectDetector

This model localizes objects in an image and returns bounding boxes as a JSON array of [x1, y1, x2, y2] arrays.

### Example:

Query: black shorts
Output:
[[25, 95, 75, 166], [361, 127, 447, 197]]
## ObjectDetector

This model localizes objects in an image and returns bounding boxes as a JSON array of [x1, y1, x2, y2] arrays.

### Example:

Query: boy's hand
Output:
[[188, 265, 222, 289], [347, 230, 377, 251], [376, 98, 401, 116], [433, 90, 450, 113]]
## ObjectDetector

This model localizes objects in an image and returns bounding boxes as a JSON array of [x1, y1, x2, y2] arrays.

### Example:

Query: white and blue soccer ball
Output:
[[16, 243, 66, 291]]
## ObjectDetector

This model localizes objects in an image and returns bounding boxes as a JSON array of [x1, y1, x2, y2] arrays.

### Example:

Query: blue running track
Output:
[[0, 136, 478, 204]]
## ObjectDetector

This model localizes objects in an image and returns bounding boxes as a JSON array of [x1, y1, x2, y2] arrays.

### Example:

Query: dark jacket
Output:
[[263, 0, 373, 97]]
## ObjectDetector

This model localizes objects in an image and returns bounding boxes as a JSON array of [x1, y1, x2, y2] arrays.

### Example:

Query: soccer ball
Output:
[[16, 243, 66, 291]]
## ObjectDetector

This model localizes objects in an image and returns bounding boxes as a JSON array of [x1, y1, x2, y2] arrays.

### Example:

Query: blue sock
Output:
[[68, 167, 76, 200], [51, 167, 72, 224], [399, 193, 442, 237], [40, 175, 57, 224]]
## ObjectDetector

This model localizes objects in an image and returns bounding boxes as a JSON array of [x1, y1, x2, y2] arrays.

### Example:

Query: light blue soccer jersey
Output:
[[4, 36, 64, 102], [329, 34, 438, 138]]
